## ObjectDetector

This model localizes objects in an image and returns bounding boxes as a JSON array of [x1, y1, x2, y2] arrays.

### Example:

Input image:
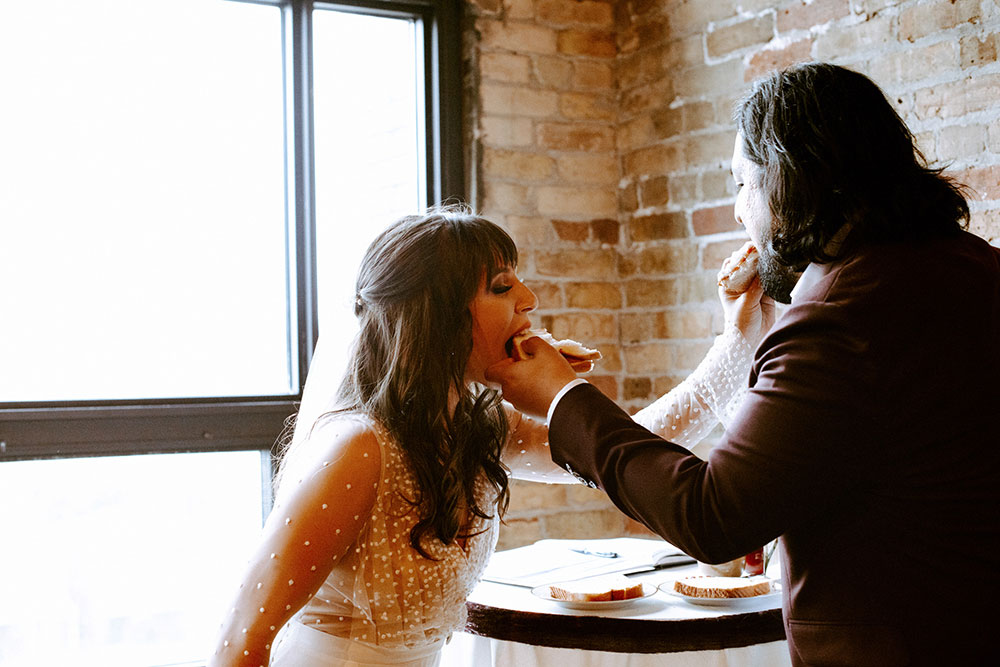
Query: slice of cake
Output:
[[549, 574, 644, 602], [672, 575, 771, 599]]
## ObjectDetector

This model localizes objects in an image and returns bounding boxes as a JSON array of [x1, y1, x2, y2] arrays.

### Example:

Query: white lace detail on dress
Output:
[[299, 419, 499, 649], [631, 325, 753, 449]]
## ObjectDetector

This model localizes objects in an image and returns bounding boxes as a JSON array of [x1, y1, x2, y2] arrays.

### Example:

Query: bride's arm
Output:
[[633, 265, 774, 450], [501, 403, 577, 483], [631, 324, 754, 448], [208, 418, 380, 667]]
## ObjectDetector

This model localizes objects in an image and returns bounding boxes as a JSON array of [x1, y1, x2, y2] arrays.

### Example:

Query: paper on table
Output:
[[482, 537, 695, 588]]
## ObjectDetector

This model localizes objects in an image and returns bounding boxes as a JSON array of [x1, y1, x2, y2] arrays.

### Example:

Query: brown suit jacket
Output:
[[549, 231, 1000, 666]]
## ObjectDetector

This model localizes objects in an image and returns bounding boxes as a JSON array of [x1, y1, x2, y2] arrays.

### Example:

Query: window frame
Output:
[[0, 0, 464, 465]]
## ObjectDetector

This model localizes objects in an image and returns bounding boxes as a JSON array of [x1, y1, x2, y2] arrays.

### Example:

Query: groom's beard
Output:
[[757, 246, 801, 305]]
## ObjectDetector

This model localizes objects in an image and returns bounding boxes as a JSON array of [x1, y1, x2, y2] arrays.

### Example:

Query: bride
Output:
[[208, 206, 772, 666]]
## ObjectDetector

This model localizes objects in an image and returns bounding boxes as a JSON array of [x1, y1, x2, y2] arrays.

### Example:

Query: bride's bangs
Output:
[[460, 217, 519, 284]]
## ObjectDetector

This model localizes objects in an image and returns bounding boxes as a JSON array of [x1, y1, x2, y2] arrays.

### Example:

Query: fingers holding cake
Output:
[[508, 328, 601, 373], [716, 242, 774, 346], [717, 241, 759, 295]]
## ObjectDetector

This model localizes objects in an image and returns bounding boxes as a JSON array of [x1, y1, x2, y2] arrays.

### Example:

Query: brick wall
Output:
[[464, 0, 1000, 550]]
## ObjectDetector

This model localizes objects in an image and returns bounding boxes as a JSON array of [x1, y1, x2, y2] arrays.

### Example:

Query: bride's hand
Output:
[[720, 276, 775, 348]]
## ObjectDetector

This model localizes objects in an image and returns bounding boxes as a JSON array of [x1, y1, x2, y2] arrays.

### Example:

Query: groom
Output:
[[486, 63, 1000, 667]]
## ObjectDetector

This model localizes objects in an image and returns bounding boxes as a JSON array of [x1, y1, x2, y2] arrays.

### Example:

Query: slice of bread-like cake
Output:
[[673, 576, 771, 599], [549, 574, 644, 602]]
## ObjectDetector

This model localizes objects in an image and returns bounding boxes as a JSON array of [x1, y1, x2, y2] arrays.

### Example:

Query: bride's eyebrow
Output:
[[488, 266, 515, 281]]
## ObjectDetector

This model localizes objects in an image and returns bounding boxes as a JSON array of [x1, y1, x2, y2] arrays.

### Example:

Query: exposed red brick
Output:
[[537, 123, 616, 151], [960, 33, 1000, 68], [657, 309, 715, 339], [536, 0, 614, 27], [745, 38, 814, 82], [618, 47, 666, 90], [551, 219, 591, 242], [591, 218, 620, 244], [777, 0, 851, 33], [620, 181, 639, 213], [524, 280, 563, 309], [692, 204, 737, 236], [914, 73, 1000, 119], [620, 79, 674, 118], [625, 278, 681, 307], [639, 176, 670, 207], [954, 165, 1000, 201], [536, 248, 617, 278], [651, 107, 684, 140], [633, 243, 699, 275], [623, 143, 684, 176], [707, 14, 774, 59], [566, 281, 622, 308], [557, 29, 617, 58], [629, 212, 688, 241], [621, 311, 658, 343], [589, 375, 619, 400], [968, 208, 1000, 244], [899, 0, 982, 43], [623, 376, 652, 399], [572, 60, 614, 90]]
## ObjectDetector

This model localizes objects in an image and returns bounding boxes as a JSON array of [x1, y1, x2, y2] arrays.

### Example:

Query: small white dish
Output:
[[659, 578, 782, 608], [531, 582, 657, 610]]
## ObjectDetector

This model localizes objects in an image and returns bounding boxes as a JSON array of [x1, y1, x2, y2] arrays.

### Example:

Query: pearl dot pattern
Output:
[[632, 325, 753, 448], [295, 417, 499, 649]]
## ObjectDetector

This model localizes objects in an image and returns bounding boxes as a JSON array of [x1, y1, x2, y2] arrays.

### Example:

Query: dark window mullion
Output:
[[285, 0, 319, 395], [0, 401, 295, 461], [430, 0, 464, 204]]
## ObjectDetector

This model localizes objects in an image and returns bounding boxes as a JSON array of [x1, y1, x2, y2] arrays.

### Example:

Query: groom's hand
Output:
[[485, 336, 578, 419]]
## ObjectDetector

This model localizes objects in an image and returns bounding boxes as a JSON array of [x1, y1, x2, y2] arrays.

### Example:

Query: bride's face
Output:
[[466, 266, 537, 385]]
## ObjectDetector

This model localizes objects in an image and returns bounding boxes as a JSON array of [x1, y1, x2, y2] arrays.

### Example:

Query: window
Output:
[[1, 0, 289, 404], [0, 0, 462, 664]]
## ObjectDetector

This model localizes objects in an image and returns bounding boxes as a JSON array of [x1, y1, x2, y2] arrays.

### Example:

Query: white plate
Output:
[[531, 582, 658, 610], [659, 578, 782, 608]]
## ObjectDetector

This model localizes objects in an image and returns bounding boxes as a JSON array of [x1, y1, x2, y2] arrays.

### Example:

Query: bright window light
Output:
[[0, 451, 265, 667], [0, 0, 289, 402], [312, 10, 425, 382]]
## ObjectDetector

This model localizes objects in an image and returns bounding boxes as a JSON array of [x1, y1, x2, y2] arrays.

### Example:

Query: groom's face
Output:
[[731, 134, 800, 304]]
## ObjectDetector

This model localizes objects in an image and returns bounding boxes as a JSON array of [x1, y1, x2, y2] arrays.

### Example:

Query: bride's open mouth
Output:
[[505, 326, 533, 358]]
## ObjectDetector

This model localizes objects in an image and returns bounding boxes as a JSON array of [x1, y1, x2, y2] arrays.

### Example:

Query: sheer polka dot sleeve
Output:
[[632, 325, 754, 450], [502, 404, 577, 483], [208, 417, 380, 667]]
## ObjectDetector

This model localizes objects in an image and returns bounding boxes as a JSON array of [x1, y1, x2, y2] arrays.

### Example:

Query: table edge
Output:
[[464, 601, 786, 654]]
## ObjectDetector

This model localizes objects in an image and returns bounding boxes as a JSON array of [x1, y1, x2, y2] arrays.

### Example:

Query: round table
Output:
[[452, 565, 789, 664]]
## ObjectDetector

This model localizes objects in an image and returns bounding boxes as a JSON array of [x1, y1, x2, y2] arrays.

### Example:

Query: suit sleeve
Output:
[[548, 300, 878, 563]]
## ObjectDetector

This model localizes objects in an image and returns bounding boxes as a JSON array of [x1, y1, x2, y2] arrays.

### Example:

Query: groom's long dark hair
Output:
[[737, 62, 969, 268]]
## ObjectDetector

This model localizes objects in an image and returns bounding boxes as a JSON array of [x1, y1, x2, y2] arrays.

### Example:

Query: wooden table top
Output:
[[464, 566, 786, 654]]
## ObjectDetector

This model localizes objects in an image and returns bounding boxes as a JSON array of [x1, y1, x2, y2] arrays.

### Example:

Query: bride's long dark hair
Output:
[[302, 206, 515, 558]]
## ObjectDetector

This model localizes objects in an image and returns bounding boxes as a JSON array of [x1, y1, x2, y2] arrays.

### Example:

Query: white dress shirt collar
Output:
[[788, 224, 852, 304], [788, 261, 830, 304]]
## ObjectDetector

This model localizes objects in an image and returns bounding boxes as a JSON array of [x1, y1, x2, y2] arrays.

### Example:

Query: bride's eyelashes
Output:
[[489, 267, 517, 295]]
